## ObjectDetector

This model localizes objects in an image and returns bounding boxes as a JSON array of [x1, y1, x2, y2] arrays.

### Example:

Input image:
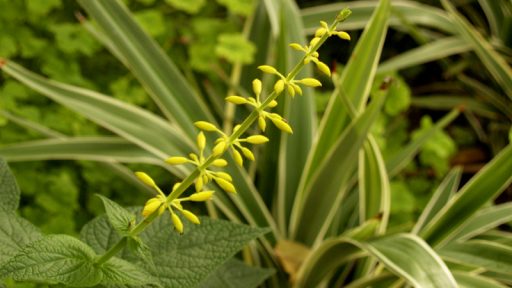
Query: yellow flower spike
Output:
[[216, 172, 233, 182], [314, 27, 327, 38], [274, 79, 285, 94], [214, 177, 236, 194], [225, 96, 249, 105], [212, 141, 227, 156], [194, 121, 218, 132], [197, 132, 206, 151], [182, 210, 200, 224], [289, 43, 306, 52], [165, 156, 189, 165], [142, 197, 163, 217], [297, 78, 322, 87], [258, 65, 279, 75], [258, 115, 266, 132], [171, 213, 184, 234], [268, 100, 278, 108], [269, 115, 293, 134], [252, 79, 262, 96], [245, 135, 270, 144], [135, 172, 156, 187], [212, 159, 228, 167], [233, 149, 243, 167], [195, 176, 203, 192], [189, 191, 215, 201], [287, 84, 296, 97], [240, 147, 255, 161], [315, 61, 331, 77], [309, 37, 321, 48]]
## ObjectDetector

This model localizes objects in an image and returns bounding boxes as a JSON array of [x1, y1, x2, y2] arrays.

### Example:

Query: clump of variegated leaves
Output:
[[134, 12, 351, 234]]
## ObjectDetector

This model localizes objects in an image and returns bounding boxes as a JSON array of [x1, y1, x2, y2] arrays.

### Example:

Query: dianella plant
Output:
[[1, 0, 512, 287]]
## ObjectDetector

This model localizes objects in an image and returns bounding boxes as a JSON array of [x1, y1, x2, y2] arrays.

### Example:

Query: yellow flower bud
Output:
[[189, 191, 215, 201], [268, 100, 278, 108], [316, 61, 331, 77], [335, 31, 351, 41], [320, 21, 329, 30], [225, 96, 249, 105], [212, 159, 228, 167], [292, 83, 303, 96], [216, 172, 232, 182], [165, 156, 188, 165], [196, 132, 206, 151], [258, 115, 266, 132], [258, 65, 279, 75], [252, 79, 262, 96], [245, 135, 269, 144], [212, 141, 227, 156], [142, 197, 163, 217], [135, 172, 156, 187], [233, 149, 243, 167], [297, 78, 322, 87], [195, 121, 218, 131], [270, 117, 293, 134], [171, 213, 184, 234], [274, 79, 285, 94], [182, 210, 200, 224], [315, 27, 327, 38], [309, 37, 321, 48], [289, 43, 306, 52], [215, 178, 236, 194], [240, 147, 255, 161], [195, 176, 203, 192], [287, 84, 296, 97], [172, 182, 181, 192]]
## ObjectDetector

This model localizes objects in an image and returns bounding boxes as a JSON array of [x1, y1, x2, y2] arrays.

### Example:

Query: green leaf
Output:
[[441, 0, 512, 100], [96, 194, 135, 236], [0, 35, 17, 58], [101, 257, 158, 286], [215, 33, 256, 64], [378, 37, 471, 74], [216, 0, 255, 16], [0, 211, 42, 263], [421, 144, 512, 247], [0, 61, 193, 160], [412, 167, 462, 234], [81, 215, 124, 255], [164, 0, 206, 14], [26, 0, 61, 16], [449, 202, 512, 242], [365, 234, 457, 288], [382, 75, 411, 116], [441, 240, 512, 276], [197, 259, 273, 288], [134, 9, 166, 37], [453, 271, 509, 288], [0, 235, 102, 286], [0, 159, 20, 212]]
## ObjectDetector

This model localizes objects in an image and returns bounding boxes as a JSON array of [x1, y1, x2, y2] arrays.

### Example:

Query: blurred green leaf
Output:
[[0, 159, 20, 212], [0, 35, 17, 58], [164, 0, 206, 14], [216, 33, 256, 64], [134, 9, 166, 37], [217, 0, 255, 16], [26, 0, 61, 16], [198, 259, 274, 288]]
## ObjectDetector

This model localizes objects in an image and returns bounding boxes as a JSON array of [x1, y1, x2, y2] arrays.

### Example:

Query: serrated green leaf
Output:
[[0, 211, 42, 263], [101, 257, 158, 287], [0, 235, 102, 287], [197, 259, 274, 288], [81, 210, 269, 288], [0, 159, 20, 212], [164, 0, 205, 14], [215, 33, 256, 64], [96, 194, 135, 236], [217, 0, 255, 16]]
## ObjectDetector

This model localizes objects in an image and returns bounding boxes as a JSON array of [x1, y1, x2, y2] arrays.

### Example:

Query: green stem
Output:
[[94, 11, 350, 264]]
